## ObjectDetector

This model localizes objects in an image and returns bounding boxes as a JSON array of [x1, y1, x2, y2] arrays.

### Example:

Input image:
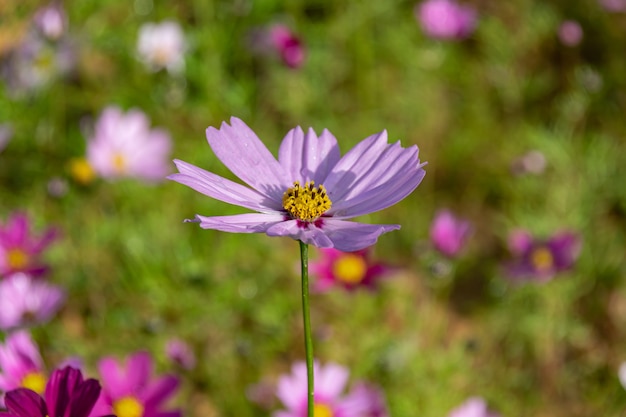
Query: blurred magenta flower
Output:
[[269, 24, 305, 69], [558, 20, 583, 47], [310, 247, 390, 292], [0, 331, 46, 406], [416, 0, 477, 40], [1, 366, 104, 417], [448, 397, 500, 417], [430, 210, 472, 257], [599, 0, 626, 11], [169, 117, 426, 252], [33, 3, 68, 41], [89, 351, 181, 417], [274, 361, 387, 417], [165, 338, 196, 370], [0, 212, 57, 278], [87, 106, 172, 182], [137, 21, 186, 74], [0, 273, 66, 330], [506, 229, 582, 282]]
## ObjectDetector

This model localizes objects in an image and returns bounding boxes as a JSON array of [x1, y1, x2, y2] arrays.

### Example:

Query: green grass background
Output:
[[2, 0, 626, 416]]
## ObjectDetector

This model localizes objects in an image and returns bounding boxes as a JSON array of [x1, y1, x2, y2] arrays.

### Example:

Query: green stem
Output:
[[299, 240, 314, 417]]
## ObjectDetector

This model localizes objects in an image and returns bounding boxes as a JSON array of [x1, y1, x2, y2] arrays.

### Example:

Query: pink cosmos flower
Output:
[[86, 106, 172, 182], [506, 229, 582, 283], [599, 0, 626, 12], [558, 20, 583, 47], [448, 397, 500, 417], [168, 117, 426, 252], [430, 210, 472, 258], [0, 273, 65, 330], [310, 247, 390, 292], [274, 361, 385, 417], [0, 331, 46, 407], [165, 338, 196, 370], [137, 21, 186, 74], [89, 351, 181, 417], [416, 0, 477, 40], [33, 3, 68, 41], [1, 366, 106, 417], [268, 25, 305, 69], [0, 212, 57, 278]]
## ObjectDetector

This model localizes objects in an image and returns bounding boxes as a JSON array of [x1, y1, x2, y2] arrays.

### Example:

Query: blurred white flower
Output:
[[137, 21, 186, 74]]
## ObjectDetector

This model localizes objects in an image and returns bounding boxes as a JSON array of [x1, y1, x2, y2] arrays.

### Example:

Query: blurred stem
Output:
[[299, 240, 314, 417]]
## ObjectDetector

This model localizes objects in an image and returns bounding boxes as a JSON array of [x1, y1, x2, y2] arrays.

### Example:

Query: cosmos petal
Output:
[[206, 117, 290, 202], [278, 127, 340, 184], [168, 160, 282, 212], [265, 220, 334, 248], [321, 219, 400, 252], [190, 213, 286, 233]]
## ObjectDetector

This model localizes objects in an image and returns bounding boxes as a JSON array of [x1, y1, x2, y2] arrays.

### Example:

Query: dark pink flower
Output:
[[0, 212, 58, 278], [506, 229, 582, 283], [430, 210, 472, 258], [0, 367, 105, 417], [268, 25, 305, 69], [0, 331, 46, 407], [310, 247, 390, 292], [416, 0, 477, 40], [599, 0, 626, 12], [89, 351, 180, 417]]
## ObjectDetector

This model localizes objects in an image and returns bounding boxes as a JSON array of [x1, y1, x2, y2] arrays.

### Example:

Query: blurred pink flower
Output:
[[274, 361, 386, 417], [33, 3, 68, 41], [89, 351, 181, 417], [0, 212, 58, 278], [558, 20, 583, 47], [448, 397, 500, 417], [269, 25, 305, 69], [310, 247, 390, 292], [430, 210, 472, 257], [165, 338, 196, 370], [618, 362, 626, 389], [0, 273, 65, 330], [137, 21, 186, 74], [86, 106, 172, 182], [0, 330, 46, 407], [506, 229, 582, 283], [599, 0, 626, 12], [0, 124, 12, 152], [416, 0, 477, 40]]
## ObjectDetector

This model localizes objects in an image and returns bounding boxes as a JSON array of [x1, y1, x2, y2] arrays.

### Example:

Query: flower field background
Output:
[[1, 0, 626, 416]]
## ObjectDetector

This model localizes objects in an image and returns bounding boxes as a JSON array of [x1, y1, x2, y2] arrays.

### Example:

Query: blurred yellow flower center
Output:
[[7, 248, 28, 269], [314, 403, 334, 417], [21, 371, 46, 394], [69, 158, 96, 185], [531, 247, 553, 271], [332, 253, 367, 284], [112, 153, 126, 173], [113, 396, 144, 417], [282, 181, 332, 221]]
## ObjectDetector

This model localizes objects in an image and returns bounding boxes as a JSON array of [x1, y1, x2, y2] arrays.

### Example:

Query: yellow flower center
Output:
[[7, 248, 28, 270], [112, 153, 126, 173], [531, 247, 553, 271], [21, 371, 46, 394], [69, 157, 96, 184], [332, 253, 368, 284], [282, 181, 332, 222], [113, 396, 144, 417], [314, 403, 334, 417]]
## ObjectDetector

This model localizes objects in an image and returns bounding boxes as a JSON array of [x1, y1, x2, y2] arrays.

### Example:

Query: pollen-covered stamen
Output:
[[282, 181, 332, 221]]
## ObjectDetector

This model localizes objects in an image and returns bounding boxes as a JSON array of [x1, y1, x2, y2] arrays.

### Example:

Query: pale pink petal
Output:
[[321, 219, 399, 252], [278, 127, 340, 184], [191, 213, 286, 233], [265, 221, 334, 248]]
